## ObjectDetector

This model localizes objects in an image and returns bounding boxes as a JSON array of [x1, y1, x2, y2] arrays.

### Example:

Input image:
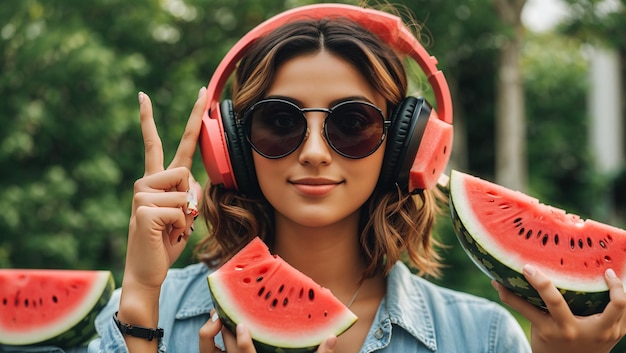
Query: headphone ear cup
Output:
[[379, 97, 431, 193], [220, 100, 259, 196]]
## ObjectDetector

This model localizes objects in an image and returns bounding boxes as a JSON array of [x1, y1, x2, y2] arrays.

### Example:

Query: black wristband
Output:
[[113, 312, 164, 342]]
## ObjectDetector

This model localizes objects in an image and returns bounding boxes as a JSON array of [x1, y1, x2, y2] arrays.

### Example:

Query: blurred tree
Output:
[[560, 0, 626, 223], [494, 0, 528, 191], [0, 0, 316, 282], [523, 31, 598, 216], [0, 0, 145, 276]]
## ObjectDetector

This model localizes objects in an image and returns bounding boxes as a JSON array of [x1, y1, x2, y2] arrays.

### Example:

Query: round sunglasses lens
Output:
[[248, 100, 307, 158], [325, 102, 385, 158]]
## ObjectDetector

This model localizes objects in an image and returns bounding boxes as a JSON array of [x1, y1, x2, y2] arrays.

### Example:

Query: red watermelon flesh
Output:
[[448, 170, 626, 315], [207, 237, 358, 352], [0, 269, 114, 347]]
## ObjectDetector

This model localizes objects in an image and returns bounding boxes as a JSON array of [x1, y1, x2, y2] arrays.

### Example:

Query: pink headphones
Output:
[[199, 3, 453, 195]]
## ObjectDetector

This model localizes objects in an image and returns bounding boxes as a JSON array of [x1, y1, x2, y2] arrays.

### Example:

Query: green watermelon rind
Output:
[[448, 171, 610, 316], [0, 270, 115, 348]]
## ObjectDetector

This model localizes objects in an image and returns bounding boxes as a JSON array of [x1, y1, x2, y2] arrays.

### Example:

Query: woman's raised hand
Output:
[[124, 88, 206, 291], [116, 89, 206, 353], [495, 265, 626, 353]]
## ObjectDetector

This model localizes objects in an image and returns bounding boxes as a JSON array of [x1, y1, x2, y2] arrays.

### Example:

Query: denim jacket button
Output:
[[374, 328, 384, 339]]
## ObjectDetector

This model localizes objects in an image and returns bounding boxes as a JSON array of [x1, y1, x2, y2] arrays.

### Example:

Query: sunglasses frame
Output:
[[240, 98, 391, 159]]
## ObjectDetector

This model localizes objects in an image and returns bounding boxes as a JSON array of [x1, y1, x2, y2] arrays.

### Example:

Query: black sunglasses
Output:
[[240, 98, 390, 159]]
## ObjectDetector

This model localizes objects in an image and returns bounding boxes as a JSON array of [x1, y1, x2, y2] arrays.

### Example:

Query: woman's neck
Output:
[[271, 211, 367, 304]]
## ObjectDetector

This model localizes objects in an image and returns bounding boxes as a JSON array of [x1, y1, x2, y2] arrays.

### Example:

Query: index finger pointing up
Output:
[[139, 91, 165, 176]]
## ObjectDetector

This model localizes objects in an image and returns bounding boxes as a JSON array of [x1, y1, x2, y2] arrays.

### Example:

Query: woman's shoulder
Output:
[[159, 262, 214, 317], [163, 262, 212, 282], [387, 263, 519, 327], [385, 261, 530, 352], [389, 261, 503, 312], [161, 263, 213, 301]]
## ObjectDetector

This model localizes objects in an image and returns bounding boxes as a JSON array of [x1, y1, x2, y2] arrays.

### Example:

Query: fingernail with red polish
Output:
[[185, 189, 199, 217], [177, 234, 183, 243]]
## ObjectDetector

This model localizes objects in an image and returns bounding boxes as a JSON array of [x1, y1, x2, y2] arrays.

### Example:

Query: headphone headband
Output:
[[200, 3, 453, 189]]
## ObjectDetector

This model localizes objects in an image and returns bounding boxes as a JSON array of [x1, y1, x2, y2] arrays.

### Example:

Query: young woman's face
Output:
[[252, 51, 388, 228]]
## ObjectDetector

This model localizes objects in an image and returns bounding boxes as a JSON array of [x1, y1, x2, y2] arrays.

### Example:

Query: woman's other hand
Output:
[[495, 264, 626, 353], [199, 310, 337, 353]]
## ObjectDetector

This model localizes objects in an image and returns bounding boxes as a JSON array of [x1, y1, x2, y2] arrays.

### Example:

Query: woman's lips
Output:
[[290, 179, 341, 197]]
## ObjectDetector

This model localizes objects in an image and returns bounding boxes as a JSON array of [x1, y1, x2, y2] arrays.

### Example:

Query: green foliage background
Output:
[[1, 0, 625, 349]]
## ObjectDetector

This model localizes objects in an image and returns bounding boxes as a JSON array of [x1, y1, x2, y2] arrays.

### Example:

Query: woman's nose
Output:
[[297, 115, 332, 166]]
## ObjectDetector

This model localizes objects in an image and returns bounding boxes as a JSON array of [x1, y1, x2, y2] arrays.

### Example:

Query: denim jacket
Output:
[[2, 261, 531, 353]]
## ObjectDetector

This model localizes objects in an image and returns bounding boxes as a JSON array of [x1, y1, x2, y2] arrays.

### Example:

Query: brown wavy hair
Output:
[[195, 16, 445, 278]]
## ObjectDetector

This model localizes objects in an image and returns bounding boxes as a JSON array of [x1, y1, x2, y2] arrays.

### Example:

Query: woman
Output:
[[89, 4, 626, 353]]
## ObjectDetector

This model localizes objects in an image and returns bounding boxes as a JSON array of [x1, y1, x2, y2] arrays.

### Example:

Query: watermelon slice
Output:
[[448, 169, 626, 316], [0, 269, 114, 347], [207, 237, 358, 353]]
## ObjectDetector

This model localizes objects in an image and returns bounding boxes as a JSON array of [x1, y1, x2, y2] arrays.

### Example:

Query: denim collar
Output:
[[384, 261, 437, 351], [173, 263, 213, 319]]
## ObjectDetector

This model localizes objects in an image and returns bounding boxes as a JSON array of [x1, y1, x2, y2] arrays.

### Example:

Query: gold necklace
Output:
[[346, 280, 364, 308]]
